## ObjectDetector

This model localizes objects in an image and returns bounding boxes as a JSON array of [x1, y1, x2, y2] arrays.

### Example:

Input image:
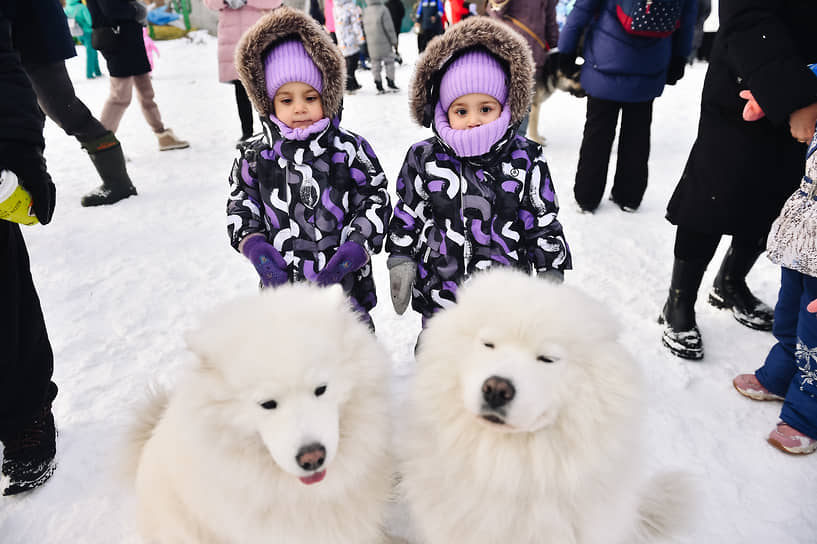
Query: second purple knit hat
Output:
[[264, 39, 323, 100], [439, 49, 508, 112]]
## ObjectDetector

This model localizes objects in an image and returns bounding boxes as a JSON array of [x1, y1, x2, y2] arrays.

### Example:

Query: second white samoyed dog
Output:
[[128, 284, 396, 544], [401, 268, 692, 544]]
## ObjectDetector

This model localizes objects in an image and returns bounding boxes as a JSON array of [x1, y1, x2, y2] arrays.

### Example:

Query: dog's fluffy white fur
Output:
[[401, 269, 692, 544], [128, 284, 396, 543]]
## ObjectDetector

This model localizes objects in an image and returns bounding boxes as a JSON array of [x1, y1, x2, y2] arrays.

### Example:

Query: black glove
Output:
[[666, 56, 686, 86], [558, 51, 581, 79], [0, 142, 56, 225], [131, 1, 148, 24], [543, 50, 560, 78]]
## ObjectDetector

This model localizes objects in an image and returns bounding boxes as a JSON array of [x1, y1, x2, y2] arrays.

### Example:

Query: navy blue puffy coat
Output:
[[558, 0, 696, 103]]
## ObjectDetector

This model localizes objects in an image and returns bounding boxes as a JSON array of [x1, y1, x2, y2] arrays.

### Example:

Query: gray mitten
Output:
[[537, 268, 565, 284], [388, 256, 416, 315], [224, 0, 248, 8]]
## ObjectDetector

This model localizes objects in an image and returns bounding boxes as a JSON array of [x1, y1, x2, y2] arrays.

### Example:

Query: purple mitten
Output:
[[315, 241, 369, 286], [241, 236, 289, 288]]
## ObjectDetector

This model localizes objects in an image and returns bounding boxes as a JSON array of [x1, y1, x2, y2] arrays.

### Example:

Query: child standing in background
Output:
[[333, 0, 365, 92], [63, 0, 101, 79], [227, 7, 391, 327], [387, 16, 571, 321], [362, 0, 399, 94]]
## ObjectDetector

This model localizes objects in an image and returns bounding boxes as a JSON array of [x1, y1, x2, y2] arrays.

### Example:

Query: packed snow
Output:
[[1, 29, 814, 543]]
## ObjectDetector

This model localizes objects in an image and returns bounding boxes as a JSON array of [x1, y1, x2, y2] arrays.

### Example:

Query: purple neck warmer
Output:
[[434, 102, 512, 158], [270, 114, 331, 141]]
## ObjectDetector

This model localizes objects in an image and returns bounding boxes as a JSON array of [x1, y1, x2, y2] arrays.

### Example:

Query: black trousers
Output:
[[23, 60, 108, 144], [674, 226, 765, 264], [574, 96, 653, 211], [0, 222, 56, 437], [234, 80, 253, 139]]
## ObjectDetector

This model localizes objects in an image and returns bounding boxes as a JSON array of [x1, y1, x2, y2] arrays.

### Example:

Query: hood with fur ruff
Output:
[[235, 7, 346, 119], [410, 17, 534, 127]]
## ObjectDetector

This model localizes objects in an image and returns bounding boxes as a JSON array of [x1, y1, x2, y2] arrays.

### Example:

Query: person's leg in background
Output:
[[23, 61, 136, 206], [709, 234, 775, 330], [132, 73, 189, 151], [234, 79, 254, 143], [659, 226, 721, 359], [610, 99, 653, 212], [79, 34, 101, 78], [574, 96, 620, 212], [0, 222, 58, 496]]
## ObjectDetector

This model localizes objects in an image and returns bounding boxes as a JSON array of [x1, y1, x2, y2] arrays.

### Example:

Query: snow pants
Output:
[[574, 96, 653, 211], [100, 73, 165, 134], [0, 222, 56, 438], [756, 267, 817, 440]]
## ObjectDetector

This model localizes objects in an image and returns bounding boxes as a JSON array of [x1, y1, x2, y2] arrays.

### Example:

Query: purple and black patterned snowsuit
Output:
[[387, 130, 572, 318], [228, 118, 392, 311]]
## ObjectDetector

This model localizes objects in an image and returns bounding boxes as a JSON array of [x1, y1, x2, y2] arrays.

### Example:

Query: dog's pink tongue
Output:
[[299, 469, 326, 485]]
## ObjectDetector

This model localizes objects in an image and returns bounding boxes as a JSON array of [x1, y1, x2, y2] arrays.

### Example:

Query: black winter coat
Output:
[[10, 0, 75, 66], [666, 0, 817, 239], [86, 0, 149, 77]]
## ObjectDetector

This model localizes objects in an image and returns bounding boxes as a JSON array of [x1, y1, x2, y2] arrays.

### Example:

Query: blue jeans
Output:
[[756, 267, 817, 439]]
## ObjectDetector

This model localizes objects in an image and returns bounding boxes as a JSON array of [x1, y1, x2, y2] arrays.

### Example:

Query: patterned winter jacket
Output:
[[390, 17, 571, 318], [228, 117, 391, 311]]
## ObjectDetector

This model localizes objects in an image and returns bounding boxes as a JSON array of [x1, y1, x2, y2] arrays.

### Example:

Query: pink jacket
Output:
[[203, 0, 282, 82]]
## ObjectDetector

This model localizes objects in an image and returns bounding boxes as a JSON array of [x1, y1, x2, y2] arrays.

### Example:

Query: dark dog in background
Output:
[[527, 48, 585, 145]]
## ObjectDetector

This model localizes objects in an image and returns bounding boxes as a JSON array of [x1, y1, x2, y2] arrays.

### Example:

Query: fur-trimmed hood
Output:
[[409, 17, 534, 127], [235, 7, 346, 119]]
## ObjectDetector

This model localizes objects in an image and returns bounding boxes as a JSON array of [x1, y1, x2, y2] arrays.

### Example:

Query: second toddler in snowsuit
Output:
[[387, 16, 572, 320]]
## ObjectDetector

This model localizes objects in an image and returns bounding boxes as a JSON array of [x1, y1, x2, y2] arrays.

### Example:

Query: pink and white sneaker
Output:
[[768, 422, 817, 455], [732, 374, 784, 401]]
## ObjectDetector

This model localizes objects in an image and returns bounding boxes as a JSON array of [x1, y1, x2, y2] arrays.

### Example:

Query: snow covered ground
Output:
[[1, 29, 815, 543]]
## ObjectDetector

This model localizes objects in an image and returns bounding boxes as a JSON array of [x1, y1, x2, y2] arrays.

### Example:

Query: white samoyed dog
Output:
[[400, 268, 692, 544], [127, 284, 398, 544]]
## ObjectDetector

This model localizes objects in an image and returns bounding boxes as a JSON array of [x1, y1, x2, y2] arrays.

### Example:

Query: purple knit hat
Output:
[[264, 39, 323, 100], [439, 50, 508, 112]]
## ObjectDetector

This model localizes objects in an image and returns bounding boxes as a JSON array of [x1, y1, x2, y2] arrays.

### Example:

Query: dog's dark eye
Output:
[[537, 355, 556, 363], [314, 385, 327, 397], [483, 342, 495, 349], [260, 399, 278, 410]]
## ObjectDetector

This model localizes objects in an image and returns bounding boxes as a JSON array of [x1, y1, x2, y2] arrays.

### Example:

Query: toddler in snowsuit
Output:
[[227, 7, 392, 327], [333, 0, 365, 92], [387, 16, 571, 321], [63, 0, 101, 79], [733, 83, 817, 455]]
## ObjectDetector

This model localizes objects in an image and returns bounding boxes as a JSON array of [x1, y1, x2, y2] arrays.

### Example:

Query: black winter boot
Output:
[[658, 258, 708, 360], [80, 132, 137, 207], [1, 405, 57, 496], [386, 77, 399, 91], [375, 79, 385, 94], [708, 245, 774, 331]]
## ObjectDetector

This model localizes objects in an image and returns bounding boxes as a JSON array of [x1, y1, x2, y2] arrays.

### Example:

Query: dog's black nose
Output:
[[296, 443, 326, 471], [482, 376, 515, 409]]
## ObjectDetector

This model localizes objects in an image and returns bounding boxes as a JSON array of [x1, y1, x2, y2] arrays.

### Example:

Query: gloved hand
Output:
[[1, 143, 56, 225], [665, 56, 686, 86], [241, 236, 289, 288], [388, 255, 415, 315], [315, 241, 369, 286], [131, 1, 148, 24], [223, 0, 248, 9], [558, 51, 581, 79], [537, 268, 564, 284]]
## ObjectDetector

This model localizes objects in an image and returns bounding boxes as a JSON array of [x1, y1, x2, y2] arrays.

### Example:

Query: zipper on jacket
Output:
[[460, 163, 472, 270]]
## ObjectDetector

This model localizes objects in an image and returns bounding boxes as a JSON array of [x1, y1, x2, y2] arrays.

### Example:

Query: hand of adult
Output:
[[315, 241, 369, 286], [665, 56, 686, 86], [789, 102, 817, 144], [132, 1, 148, 24], [1, 143, 56, 225], [739, 90, 765, 121], [808, 298, 817, 313], [241, 235, 289, 288]]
